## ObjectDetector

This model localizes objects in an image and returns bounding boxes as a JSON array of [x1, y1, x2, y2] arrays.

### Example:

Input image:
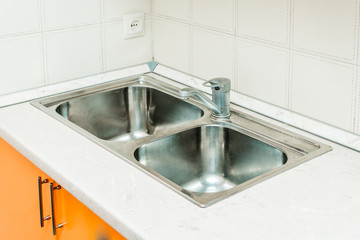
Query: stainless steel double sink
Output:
[[32, 74, 332, 207]]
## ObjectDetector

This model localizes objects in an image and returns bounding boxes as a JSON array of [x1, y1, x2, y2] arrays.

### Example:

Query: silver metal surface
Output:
[[56, 223, 65, 229], [135, 125, 286, 193], [50, 183, 61, 235], [55, 84, 203, 142], [179, 88, 222, 115], [32, 74, 332, 207], [38, 176, 49, 228], [180, 77, 231, 119]]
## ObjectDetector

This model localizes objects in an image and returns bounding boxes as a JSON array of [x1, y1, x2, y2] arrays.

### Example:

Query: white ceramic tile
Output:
[[193, 0, 234, 32], [237, 39, 288, 107], [292, 0, 358, 61], [103, 0, 150, 21], [291, 53, 355, 131], [356, 67, 360, 134], [237, 0, 289, 45], [0, 0, 40, 36], [43, 0, 100, 30], [104, 20, 152, 71], [44, 26, 102, 84], [192, 28, 234, 81], [0, 35, 43, 96], [153, 0, 190, 21], [153, 19, 190, 73]]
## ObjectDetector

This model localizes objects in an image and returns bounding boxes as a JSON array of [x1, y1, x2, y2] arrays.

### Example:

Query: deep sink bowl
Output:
[[32, 74, 332, 207], [135, 125, 287, 194], [54, 85, 203, 141]]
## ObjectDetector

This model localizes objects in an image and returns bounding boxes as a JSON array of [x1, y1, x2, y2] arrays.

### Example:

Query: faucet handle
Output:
[[203, 78, 231, 92]]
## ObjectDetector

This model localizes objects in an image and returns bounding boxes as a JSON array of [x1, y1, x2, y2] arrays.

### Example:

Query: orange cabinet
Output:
[[0, 138, 126, 240]]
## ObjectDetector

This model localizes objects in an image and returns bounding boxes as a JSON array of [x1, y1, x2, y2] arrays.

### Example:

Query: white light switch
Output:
[[123, 13, 145, 39]]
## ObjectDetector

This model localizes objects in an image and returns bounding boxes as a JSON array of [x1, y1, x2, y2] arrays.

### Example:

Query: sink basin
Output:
[[49, 83, 202, 141], [32, 74, 332, 207], [135, 125, 287, 193]]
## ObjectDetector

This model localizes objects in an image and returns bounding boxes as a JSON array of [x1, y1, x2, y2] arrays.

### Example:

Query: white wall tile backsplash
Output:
[[0, 0, 152, 96], [237, 0, 289, 46], [291, 53, 355, 131], [153, 0, 360, 135], [153, 19, 190, 73], [237, 39, 288, 107], [0, 0, 41, 37], [192, 28, 234, 80], [292, 0, 358, 62], [103, 0, 150, 21], [355, 67, 360, 134], [43, 0, 101, 30], [0, 35, 44, 95], [44, 26, 102, 84], [153, 0, 190, 21], [193, 0, 234, 32], [104, 19, 152, 71]]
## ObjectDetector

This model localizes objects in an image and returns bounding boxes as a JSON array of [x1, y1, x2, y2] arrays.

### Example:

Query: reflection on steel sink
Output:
[[32, 74, 332, 207], [55, 86, 203, 141], [135, 125, 287, 193]]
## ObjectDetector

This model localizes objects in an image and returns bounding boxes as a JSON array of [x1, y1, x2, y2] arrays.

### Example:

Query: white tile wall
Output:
[[291, 53, 355, 131], [0, 35, 44, 95], [43, 0, 101, 30], [0, 0, 41, 37], [237, 39, 288, 107], [237, 0, 289, 46], [356, 68, 360, 134], [104, 20, 152, 71], [153, 19, 190, 73], [192, 28, 234, 80], [44, 26, 102, 84], [103, 0, 150, 21], [153, 0, 360, 134], [0, 0, 152, 96], [193, 0, 234, 32], [153, 0, 190, 21], [292, 0, 358, 62]]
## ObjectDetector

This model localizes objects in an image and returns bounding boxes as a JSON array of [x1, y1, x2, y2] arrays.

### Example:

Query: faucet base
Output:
[[210, 112, 231, 122]]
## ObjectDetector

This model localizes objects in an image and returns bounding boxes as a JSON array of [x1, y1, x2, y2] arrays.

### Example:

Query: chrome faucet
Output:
[[179, 78, 231, 120]]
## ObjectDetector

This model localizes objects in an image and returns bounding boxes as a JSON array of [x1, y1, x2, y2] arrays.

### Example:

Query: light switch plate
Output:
[[123, 13, 145, 39]]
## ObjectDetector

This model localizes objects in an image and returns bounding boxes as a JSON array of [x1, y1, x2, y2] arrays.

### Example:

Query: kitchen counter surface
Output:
[[0, 65, 360, 240]]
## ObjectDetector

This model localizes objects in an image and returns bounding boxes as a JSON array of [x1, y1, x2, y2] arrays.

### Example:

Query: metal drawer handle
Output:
[[37, 177, 50, 227], [50, 182, 64, 235]]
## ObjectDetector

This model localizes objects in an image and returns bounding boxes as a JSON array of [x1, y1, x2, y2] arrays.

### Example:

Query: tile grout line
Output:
[[233, 0, 238, 91], [39, 0, 48, 86], [287, 0, 294, 109], [189, 0, 193, 75], [354, 0, 360, 133], [154, 14, 359, 67], [0, 15, 151, 42], [352, 66, 358, 133], [100, 0, 106, 72], [357, 70, 360, 134], [150, 0, 155, 61]]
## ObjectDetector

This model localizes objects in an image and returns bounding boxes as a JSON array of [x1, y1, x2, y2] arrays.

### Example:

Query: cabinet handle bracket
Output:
[[38, 177, 49, 227]]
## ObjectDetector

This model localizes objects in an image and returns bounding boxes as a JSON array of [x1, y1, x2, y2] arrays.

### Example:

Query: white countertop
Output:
[[1, 65, 360, 240]]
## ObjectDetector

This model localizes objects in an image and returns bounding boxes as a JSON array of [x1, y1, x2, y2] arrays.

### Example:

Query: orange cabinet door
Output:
[[53, 186, 126, 240], [0, 138, 55, 240], [0, 138, 126, 240]]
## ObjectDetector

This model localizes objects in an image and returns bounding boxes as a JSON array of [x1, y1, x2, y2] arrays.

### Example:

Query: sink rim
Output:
[[31, 73, 332, 207]]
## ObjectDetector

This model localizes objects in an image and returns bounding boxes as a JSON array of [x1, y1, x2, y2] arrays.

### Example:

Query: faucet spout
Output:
[[179, 78, 231, 120], [179, 88, 222, 115]]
